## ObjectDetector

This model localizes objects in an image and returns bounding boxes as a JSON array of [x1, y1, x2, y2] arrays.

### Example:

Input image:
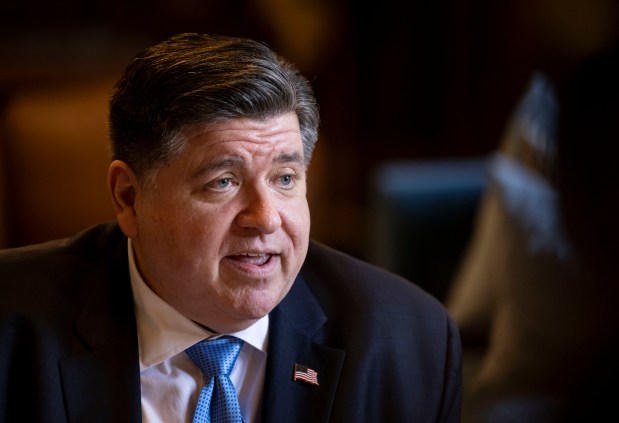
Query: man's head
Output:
[[108, 32, 320, 181], [107, 33, 319, 333]]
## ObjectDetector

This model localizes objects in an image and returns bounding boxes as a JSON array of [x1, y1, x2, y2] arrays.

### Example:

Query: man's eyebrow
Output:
[[191, 152, 304, 179], [192, 156, 244, 179], [275, 152, 304, 165]]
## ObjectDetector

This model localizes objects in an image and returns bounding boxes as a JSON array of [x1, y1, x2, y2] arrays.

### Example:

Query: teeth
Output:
[[232, 252, 271, 266]]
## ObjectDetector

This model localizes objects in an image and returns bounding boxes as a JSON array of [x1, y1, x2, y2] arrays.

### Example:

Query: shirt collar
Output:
[[127, 238, 269, 371]]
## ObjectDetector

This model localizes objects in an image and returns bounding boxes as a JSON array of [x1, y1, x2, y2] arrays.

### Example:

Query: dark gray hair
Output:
[[108, 33, 320, 180]]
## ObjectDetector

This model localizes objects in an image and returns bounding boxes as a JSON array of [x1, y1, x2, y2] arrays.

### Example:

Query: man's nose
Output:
[[234, 184, 282, 233]]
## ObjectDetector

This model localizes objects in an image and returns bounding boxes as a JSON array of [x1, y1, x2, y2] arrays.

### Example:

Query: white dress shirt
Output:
[[127, 239, 268, 423]]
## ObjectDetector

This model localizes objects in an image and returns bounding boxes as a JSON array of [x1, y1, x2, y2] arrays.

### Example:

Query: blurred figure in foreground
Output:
[[447, 40, 619, 422]]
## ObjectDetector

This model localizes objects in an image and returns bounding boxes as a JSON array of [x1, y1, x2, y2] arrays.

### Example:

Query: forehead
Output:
[[141, 114, 305, 187], [171, 113, 305, 176], [182, 113, 301, 150]]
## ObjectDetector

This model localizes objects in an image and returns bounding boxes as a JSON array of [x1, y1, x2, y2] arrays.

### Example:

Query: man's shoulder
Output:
[[0, 221, 126, 282], [291, 241, 460, 369], [302, 240, 447, 316], [1, 221, 123, 257], [0, 221, 128, 315]]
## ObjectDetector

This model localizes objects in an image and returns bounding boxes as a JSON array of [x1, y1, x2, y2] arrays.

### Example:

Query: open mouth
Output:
[[229, 253, 273, 266]]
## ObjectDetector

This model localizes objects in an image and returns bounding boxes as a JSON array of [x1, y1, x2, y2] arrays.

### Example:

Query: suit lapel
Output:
[[262, 275, 345, 423], [59, 236, 141, 423]]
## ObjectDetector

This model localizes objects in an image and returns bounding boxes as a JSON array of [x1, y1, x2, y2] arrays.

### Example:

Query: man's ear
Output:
[[108, 160, 139, 239]]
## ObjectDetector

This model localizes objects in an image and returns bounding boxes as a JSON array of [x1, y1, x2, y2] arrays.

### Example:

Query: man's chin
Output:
[[232, 287, 289, 318]]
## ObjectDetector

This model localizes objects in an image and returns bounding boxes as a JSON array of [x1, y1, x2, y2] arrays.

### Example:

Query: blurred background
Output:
[[0, 0, 617, 283]]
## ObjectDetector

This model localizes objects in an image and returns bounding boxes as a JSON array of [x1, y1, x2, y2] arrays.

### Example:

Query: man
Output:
[[0, 33, 461, 422]]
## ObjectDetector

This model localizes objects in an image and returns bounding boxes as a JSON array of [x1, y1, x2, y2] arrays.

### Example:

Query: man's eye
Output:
[[216, 178, 231, 188], [280, 174, 293, 186], [205, 177, 234, 191]]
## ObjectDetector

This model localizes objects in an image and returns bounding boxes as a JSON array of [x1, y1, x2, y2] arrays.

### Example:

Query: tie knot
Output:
[[186, 336, 244, 378]]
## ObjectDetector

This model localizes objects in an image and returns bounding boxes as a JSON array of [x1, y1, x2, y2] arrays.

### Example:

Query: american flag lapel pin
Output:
[[293, 363, 319, 386]]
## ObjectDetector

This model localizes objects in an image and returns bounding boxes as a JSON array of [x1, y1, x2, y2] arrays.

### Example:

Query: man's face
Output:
[[127, 113, 310, 333]]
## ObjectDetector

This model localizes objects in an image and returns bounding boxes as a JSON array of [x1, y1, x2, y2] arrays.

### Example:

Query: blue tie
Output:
[[186, 336, 244, 423]]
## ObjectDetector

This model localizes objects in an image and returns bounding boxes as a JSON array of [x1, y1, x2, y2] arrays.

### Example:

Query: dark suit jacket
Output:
[[0, 222, 461, 422]]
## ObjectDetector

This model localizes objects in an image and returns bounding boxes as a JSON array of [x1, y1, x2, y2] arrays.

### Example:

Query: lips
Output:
[[229, 252, 273, 266]]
